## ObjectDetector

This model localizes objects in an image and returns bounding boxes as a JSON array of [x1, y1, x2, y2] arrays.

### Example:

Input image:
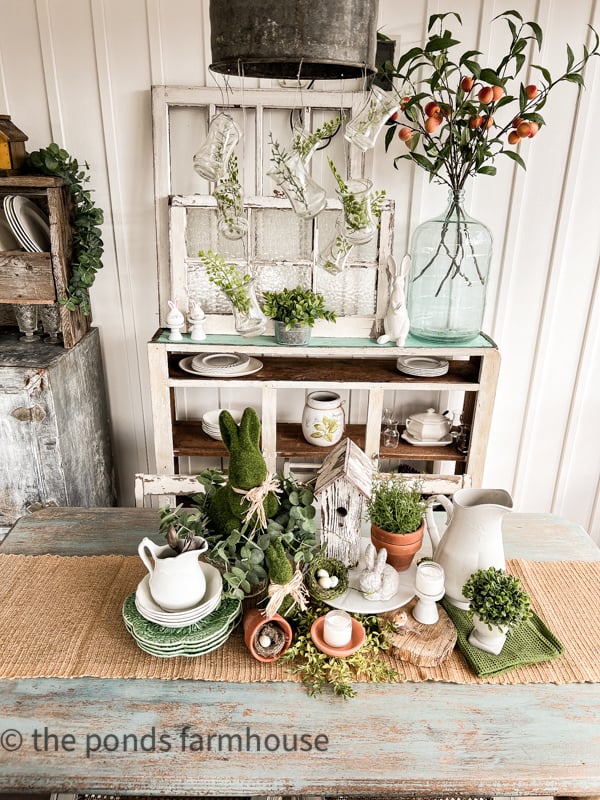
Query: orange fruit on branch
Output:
[[424, 101, 441, 118], [477, 86, 494, 104], [525, 85, 539, 100], [461, 76, 474, 92], [424, 115, 442, 133]]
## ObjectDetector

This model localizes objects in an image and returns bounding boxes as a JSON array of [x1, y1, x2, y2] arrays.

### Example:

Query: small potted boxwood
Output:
[[462, 566, 532, 655], [261, 285, 336, 345], [365, 476, 428, 571]]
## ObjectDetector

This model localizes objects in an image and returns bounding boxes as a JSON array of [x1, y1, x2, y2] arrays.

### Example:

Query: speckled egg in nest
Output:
[[305, 557, 348, 601]]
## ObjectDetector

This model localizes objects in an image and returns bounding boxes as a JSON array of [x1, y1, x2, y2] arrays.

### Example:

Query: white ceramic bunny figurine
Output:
[[359, 543, 400, 602], [377, 254, 411, 347], [166, 299, 185, 342], [188, 299, 206, 342]]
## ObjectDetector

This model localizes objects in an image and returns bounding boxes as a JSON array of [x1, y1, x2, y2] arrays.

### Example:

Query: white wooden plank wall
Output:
[[0, 0, 598, 542]]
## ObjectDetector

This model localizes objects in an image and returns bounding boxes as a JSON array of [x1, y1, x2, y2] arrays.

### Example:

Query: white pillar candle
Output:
[[415, 561, 445, 596], [323, 610, 353, 648]]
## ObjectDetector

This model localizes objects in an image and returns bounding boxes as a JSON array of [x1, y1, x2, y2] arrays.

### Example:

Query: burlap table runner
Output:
[[0, 553, 598, 684]]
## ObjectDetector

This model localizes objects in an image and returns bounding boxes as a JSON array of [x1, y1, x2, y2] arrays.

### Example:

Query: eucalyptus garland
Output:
[[25, 143, 104, 315]]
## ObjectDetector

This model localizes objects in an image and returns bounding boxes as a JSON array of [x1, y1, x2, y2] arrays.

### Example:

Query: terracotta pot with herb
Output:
[[366, 476, 428, 570]]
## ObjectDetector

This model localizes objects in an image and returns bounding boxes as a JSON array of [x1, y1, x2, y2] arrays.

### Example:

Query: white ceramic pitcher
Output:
[[137, 537, 208, 611], [425, 488, 513, 609]]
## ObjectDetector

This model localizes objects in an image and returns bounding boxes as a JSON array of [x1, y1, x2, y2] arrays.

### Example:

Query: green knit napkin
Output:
[[442, 599, 565, 678]]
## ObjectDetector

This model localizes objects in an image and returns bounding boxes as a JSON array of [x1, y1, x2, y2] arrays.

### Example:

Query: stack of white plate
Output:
[[397, 356, 449, 377], [2, 195, 50, 252], [202, 408, 243, 440], [134, 561, 223, 628], [0, 208, 21, 250], [179, 352, 263, 378]]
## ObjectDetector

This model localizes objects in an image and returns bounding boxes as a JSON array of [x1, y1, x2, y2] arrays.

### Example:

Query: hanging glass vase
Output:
[[291, 121, 321, 166], [317, 221, 353, 274], [193, 113, 240, 182], [267, 149, 327, 219], [230, 279, 267, 337], [214, 176, 247, 240], [344, 85, 400, 151], [407, 190, 493, 343], [337, 178, 376, 244]]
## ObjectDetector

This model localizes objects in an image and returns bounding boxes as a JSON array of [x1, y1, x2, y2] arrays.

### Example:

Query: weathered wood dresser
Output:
[[0, 326, 115, 528]]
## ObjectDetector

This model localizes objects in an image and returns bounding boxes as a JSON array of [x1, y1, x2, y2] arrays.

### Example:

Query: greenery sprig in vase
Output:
[[382, 10, 599, 289], [25, 143, 104, 316], [213, 153, 247, 240], [328, 158, 386, 242], [198, 249, 255, 314]]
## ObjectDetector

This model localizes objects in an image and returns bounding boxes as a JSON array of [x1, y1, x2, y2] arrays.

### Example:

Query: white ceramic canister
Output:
[[302, 391, 345, 447]]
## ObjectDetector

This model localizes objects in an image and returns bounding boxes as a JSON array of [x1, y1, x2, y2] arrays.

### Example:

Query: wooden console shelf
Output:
[[148, 330, 499, 486]]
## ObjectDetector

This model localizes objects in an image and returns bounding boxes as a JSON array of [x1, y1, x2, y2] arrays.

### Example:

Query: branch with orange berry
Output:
[[382, 10, 600, 194]]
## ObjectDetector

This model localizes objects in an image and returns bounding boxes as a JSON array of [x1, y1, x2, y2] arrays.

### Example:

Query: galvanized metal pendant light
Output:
[[209, 0, 379, 80]]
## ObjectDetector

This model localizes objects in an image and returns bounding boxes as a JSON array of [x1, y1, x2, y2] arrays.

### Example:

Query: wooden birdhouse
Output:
[[0, 115, 28, 175], [314, 438, 374, 567]]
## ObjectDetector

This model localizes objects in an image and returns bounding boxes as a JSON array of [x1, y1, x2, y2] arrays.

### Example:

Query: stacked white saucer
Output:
[[135, 561, 223, 628], [201, 408, 243, 440], [397, 356, 449, 377]]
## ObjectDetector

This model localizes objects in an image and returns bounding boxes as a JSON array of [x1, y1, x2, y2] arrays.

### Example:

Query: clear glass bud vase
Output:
[[337, 178, 376, 244], [344, 86, 400, 151], [407, 190, 493, 342], [231, 279, 267, 337], [267, 150, 327, 219], [193, 113, 240, 182], [317, 222, 353, 274]]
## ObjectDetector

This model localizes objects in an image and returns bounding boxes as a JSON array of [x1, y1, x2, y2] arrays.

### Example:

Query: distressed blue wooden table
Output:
[[0, 507, 599, 797]]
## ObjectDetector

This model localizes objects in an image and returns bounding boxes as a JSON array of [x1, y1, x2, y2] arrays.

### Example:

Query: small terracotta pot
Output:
[[370, 519, 425, 571], [242, 608, 293, 663]]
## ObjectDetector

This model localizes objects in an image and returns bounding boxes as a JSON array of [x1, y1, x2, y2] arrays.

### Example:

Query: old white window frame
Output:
[[152, 85, 395, 337]]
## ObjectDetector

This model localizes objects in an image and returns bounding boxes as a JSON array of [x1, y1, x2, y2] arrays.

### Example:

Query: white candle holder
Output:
[[413, 561, 445, 625], [322, 610, 353, 648]]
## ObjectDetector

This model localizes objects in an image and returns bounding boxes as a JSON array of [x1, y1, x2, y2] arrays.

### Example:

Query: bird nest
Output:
[[305, 557, 349, 601]]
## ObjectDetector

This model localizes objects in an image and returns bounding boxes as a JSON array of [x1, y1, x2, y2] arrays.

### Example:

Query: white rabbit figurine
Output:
[[359, 543, 400, 602], [188, 299, 206, 342], [166, 299, 185, 342], [377, 254, 411, 347]]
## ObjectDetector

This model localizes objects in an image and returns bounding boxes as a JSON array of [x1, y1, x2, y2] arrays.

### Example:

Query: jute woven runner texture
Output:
[[0, 553, 598, 684]]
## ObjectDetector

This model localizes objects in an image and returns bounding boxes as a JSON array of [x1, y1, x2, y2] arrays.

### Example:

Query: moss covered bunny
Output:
[[208, 407, 279, 534]]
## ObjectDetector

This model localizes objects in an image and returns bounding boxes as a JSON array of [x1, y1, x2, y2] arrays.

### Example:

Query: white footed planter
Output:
[[468, 613, 509, 655]]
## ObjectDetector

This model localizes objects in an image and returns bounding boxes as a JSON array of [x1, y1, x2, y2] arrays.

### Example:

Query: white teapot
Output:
[[405, 408, 453, 442]]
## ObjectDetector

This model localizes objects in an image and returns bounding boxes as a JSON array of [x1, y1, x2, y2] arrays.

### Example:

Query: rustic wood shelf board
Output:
[[149, 330, 499, 483]]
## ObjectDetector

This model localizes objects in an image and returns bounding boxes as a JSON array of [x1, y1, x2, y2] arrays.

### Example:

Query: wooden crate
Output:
[[0, 175, 91, 347]]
